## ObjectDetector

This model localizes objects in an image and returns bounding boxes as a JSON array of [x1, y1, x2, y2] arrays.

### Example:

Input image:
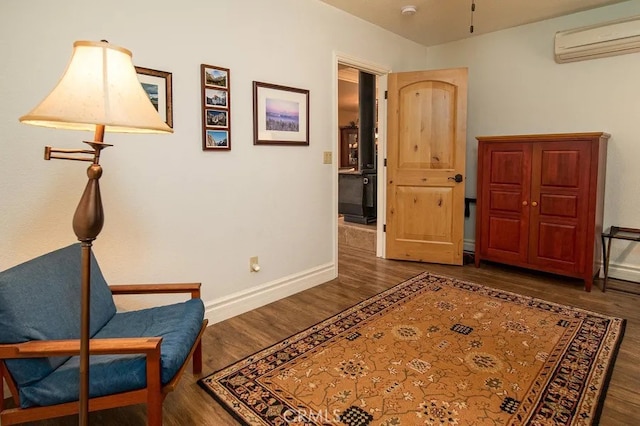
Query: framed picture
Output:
[[135, 66, 173, 128], [201, 64, 231, 150], [204, 88, 228, 109], [204, 129, 229, 149], [205, 109, 228, 128], [203, 66, 228, 89], [253, 81, 309, 146]]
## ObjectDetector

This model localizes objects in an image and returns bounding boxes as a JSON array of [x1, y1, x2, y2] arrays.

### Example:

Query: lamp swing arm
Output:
[[44, 125, 112, 164], [44, 146, 95, 162]]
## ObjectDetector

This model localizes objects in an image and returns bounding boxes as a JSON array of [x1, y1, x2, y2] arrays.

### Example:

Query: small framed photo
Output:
[[253, 81, 309, 145], [205, 109, 228, 128], [135, 66, 173, 128], [204, 88, 228, 109], [204, 129, 229, 149], [201, 64, 231, 150], [203, 66, 228, 89]]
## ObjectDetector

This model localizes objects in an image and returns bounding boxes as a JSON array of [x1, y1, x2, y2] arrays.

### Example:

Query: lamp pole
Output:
[[69, 124, 107, 425]]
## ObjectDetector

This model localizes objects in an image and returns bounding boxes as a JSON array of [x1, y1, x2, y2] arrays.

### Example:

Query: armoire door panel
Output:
[[488, 217, 522, 253], [539, 194, 578, 218], [534, 222, 578, 265], [489, 190, 522, 212], [539, 150, 581, 187], [490, 151, 525, 184]]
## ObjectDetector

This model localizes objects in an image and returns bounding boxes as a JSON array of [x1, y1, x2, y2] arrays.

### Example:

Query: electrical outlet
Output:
[[323, 151, 332, 164], [249, 256, 259, 272]]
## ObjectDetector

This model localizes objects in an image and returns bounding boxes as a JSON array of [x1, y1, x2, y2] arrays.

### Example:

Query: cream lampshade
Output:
[[20, 40, 172, 134]]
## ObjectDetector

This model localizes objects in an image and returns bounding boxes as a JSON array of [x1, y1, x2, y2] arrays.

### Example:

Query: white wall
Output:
[[426, 2, 640, 281], [0, 0, 428, 322]]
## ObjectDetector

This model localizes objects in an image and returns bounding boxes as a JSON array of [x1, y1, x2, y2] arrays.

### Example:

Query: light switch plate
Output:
[[323, 151, 332, 164]]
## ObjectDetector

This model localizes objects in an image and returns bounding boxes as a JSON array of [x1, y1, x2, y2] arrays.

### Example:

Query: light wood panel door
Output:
[[386, 68, 468, 265]]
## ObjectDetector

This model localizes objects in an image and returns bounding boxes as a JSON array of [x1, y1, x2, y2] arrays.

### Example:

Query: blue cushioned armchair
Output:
[[0, 244, 208, 425]]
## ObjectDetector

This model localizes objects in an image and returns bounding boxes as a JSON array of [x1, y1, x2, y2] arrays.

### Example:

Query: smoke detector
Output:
[[401, 5, 417, 15]]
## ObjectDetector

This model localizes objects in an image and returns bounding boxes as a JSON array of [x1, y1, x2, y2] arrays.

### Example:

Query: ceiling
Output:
[[321, 0, 630, 47]]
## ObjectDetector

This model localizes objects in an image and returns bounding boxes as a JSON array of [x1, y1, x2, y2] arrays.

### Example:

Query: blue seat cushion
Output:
[[18, 298, 204, 408], [0, 244, 116, 387]]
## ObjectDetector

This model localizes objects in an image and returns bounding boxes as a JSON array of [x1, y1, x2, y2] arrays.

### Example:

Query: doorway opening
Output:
[[332, 54, 390, 269], [337, 64, 378, 254]]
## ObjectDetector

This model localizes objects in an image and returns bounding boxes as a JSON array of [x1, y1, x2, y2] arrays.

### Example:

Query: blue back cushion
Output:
[[0, 244, 116, 386]]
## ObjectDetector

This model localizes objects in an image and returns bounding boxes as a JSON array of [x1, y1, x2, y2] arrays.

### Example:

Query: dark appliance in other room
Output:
[[339, 171, 376, 224]]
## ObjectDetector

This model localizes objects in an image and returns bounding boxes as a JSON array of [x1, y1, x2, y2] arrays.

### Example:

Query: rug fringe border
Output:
[[591, 316, 627, 425], [197, 379, 253, 426]]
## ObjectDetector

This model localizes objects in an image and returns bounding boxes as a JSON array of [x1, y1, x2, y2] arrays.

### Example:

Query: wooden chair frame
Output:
[[0, 282, 208, 426]]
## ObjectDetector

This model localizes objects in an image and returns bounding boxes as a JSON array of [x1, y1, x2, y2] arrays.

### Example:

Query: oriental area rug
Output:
[[199, 272, 626, 425]]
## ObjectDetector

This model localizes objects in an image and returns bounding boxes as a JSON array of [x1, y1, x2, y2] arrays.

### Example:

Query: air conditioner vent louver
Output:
[[554, 15, 640, 63]]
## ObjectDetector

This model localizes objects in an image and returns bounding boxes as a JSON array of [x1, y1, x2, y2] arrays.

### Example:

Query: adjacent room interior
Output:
[[1, 0, 640, 424], [337, 63, 378, 255]]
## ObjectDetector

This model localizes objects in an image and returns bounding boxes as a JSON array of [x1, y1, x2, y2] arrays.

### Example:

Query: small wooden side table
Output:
[[601, 226, 640, 292]]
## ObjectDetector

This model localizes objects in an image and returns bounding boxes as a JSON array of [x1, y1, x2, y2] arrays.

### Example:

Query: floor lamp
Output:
[[19, 40, 173, 425]]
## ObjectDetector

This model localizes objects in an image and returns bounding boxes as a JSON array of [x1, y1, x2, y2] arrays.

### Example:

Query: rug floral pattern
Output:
[[200, 273, 626, 425]]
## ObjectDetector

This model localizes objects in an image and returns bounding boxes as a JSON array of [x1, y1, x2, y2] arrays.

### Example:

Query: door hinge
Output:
[[383, 224, 386, 232], [384, 90, 388, 99], [383, 158, 387, 167]]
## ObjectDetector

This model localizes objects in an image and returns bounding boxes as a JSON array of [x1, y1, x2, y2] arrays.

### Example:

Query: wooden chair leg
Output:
[[192, 339, 203, 374], [0, 364, 4, 413], [146, 351, 163, 426], [147, 401, 163, 426]]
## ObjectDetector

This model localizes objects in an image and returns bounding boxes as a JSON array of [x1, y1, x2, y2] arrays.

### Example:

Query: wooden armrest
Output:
[[110, 283, 201, 298], [0, 338, 162, 359]]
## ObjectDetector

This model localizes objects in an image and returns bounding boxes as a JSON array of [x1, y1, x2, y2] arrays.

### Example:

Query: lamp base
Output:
[[73, 164, 104, 241]]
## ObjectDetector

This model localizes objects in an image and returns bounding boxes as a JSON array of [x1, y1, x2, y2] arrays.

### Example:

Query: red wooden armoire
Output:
[[475, 132, 609, 291]]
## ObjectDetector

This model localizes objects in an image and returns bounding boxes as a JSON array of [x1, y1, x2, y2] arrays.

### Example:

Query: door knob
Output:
[[448, 174, 463, 183], [522, 201, 528, 206], [532, 201, 538, 207]]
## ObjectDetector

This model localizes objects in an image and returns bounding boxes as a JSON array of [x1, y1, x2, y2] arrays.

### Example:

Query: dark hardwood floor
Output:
[[7, 246, 640, 425]]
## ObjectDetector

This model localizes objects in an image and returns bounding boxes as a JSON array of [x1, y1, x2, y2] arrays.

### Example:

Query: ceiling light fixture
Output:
[[401, 5, 417, 16]]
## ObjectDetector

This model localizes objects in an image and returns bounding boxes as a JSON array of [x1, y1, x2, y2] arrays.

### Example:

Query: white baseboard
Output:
[[463, 239, 475, 254], [601, 261, 640, 283], [204, 262, 336, 325]]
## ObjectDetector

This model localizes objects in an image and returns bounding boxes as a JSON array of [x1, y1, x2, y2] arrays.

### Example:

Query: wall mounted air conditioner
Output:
[[554, 15, 640, 63]]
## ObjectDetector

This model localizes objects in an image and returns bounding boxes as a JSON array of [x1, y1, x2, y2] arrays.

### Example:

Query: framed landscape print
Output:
[[135, 66, 173, 128], [205, 109, 228, 128], [204, 88, 228, 109], [253, 81, 309, 146], [204, 129, 229, 149], [201, 64, 231, 150]]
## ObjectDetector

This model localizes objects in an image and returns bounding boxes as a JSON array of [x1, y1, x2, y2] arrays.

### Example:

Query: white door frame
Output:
[[332, 51, 391, 268]]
